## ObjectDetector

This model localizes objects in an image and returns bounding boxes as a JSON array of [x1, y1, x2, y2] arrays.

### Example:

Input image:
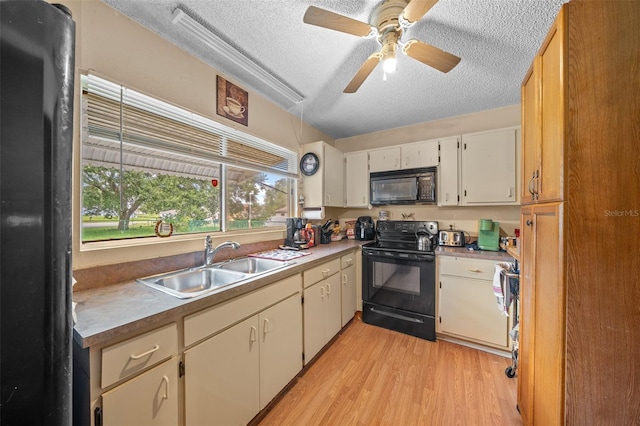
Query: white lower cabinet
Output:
[[259, 294, 303, 409], [340, 253, 357, 327], [303, 272, 341, 364], [184, 292, 302, 426], [185, 315, 260, 426], [438, 256, 509, 348], [102, 357, 179, 426]]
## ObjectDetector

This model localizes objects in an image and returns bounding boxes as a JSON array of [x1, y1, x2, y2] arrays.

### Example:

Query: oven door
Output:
[[362, 249, 435, 316]]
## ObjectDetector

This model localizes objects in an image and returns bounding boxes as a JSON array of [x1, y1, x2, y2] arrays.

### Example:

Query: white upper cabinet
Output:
[[438, 136, 460, 206], [344, 151, 369, 207], [301, 141, 344, 207], [402, 140, 439, 169], [368, 147, 400, 172], [460, 128, 520, 205], [369, 140, 439, 173]]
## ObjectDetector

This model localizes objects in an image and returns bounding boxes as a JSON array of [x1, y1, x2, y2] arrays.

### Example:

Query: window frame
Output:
[[79, 73, 298, 246]]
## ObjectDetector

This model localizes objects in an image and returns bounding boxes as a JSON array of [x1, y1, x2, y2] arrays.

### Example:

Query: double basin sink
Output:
[[137, 257, 293, 299]]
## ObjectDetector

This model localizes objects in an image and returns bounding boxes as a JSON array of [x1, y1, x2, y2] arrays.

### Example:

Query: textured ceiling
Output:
[[101, 0, 566, 140]]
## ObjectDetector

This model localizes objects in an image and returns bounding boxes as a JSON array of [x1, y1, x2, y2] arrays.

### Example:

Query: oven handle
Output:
[[369, 307, 424, 324], [362, 250, 434, 262]]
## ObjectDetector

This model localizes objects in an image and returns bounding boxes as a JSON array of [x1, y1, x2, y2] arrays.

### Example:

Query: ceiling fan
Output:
[[303, 0, 461, 93]]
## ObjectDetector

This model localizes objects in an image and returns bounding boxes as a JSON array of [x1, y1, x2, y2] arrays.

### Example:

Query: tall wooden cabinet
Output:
[[518, 2, 640, 424]]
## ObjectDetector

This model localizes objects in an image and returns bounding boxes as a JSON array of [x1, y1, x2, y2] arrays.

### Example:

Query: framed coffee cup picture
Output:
[[216, 76, 248, 126]]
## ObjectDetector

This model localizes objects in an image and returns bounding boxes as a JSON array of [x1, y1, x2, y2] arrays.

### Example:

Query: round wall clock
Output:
[[300, 152, 320, 176]]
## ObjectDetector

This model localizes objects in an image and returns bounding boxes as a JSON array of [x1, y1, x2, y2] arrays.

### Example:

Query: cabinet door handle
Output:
[[527, 171, 536, 197], [342, 273, 347, 285], [507, 187, 513, 198], [130, 345, 159, 360], [526, 219, 533, 227], [326, 283, 332, 295], [320, 286, 325, 298], [250, 326, 257, 342], [161, 375, 169, 400], [263, 318, 270, 334]]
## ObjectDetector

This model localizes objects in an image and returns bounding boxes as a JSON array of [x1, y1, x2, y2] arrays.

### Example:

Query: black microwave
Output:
[[370, 167, 437, 205]]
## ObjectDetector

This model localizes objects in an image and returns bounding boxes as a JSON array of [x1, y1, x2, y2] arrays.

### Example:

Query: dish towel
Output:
[[493, 262, 512, 316]]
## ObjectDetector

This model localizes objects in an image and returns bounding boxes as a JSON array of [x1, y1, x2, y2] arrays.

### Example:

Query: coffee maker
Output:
[[355, 216, 375, 241], [285, 217, 309, 249]]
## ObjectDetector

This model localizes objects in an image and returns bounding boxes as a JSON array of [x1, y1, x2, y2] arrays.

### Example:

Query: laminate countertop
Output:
[[73, 240, 366, 349], [73, 241, 515, 349], [436, 246, 516, 262]]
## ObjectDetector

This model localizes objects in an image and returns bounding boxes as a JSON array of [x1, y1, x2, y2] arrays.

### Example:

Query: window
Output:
[[80, 74, 297, 242]]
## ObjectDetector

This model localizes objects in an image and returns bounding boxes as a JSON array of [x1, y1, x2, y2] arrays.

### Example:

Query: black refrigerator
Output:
[[0, 1, 75, 424]]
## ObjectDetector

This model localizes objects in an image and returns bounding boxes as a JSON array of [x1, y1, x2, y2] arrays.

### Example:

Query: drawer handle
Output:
[[162, 375, 169, 400], [130, 345, 160, 360], [322, 268, 330, 277], [465, 268, 483, 273]]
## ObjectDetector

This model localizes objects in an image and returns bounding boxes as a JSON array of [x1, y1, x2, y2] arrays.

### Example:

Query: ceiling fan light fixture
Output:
[[383, 54, 397, 74]]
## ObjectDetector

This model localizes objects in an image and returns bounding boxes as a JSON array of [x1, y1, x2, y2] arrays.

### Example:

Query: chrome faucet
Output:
[[205, 236, 240, 266]]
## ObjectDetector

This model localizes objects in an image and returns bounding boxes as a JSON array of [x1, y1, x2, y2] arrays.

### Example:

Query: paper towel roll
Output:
[[302, 207, 325, 220]]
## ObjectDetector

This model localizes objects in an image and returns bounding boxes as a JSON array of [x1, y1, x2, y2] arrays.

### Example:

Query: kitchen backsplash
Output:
[[331, 205, 520, 236]]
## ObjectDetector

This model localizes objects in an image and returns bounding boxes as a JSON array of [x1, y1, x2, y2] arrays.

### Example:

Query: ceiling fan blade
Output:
[[402, 0, 439, 24], [344, 53, 382, 93], [403, 40, 461, 73], [303, 6, 372, 37]]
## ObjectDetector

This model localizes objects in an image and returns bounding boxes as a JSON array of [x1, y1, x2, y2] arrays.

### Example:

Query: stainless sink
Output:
[[137, 268, 247, 299], [138, 257, 294, 298], [215, 257, 291, 274]]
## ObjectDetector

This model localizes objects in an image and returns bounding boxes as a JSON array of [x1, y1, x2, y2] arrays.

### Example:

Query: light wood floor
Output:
[[256, 317, 522, 426]]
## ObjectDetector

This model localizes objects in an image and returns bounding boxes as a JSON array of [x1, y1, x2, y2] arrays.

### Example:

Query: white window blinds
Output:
[[81, 74, 298, 179]]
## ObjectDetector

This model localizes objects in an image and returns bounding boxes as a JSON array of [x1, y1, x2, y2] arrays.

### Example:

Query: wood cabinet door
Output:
[[259, 293, 302, 410], [345, 151, 369, 207], [184, 315, 260, 426], [402, 140, 438, 169], [102, 357, 179, 426], [518, 203, 564, 426], [461, 128, 518, 205], [341, 264, 357, 327], [438, 136, 460, 206], [369, 147, 400, 172], [521, 60, 540, 204], [531, 202, 564, 425], [538, 11, 565, 203], [517, 206, 535, 424]]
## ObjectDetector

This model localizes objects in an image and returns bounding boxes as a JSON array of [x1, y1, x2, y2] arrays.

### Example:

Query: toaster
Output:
[[439, 230, 465, 247]]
